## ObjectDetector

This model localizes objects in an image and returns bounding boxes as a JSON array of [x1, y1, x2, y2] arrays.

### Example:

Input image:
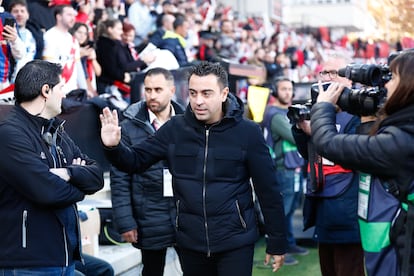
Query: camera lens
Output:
[[338, 64, 382, 87]]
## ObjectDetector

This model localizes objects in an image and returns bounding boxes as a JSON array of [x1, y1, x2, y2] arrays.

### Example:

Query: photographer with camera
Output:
[[309, 50, 414, 276], [292, 53, 365, 276], [261, 77, 308, 266]]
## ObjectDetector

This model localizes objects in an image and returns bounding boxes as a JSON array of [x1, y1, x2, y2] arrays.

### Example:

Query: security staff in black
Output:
[[0, 60, 104, 275]]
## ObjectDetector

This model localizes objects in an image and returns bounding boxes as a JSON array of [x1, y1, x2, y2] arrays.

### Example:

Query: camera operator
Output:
[[309, 50, 414, 276], [292, 53, 365, 276]]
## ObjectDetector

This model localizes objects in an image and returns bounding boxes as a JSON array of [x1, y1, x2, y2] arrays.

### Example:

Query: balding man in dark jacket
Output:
[[110, 68, 184, 276]]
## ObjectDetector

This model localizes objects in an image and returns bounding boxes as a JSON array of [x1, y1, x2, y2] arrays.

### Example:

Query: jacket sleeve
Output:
[[109, 123, 138, 234], [66, 154, 104, 195], [310, 102, 412, 178], [96, 39, 125, 82], [246, 122, 287, 255], [117, 45, 147, 72], [270, 113, 296, 144], [105, 120, 170, 174], [0, 126, 85, 208], [61, 131, 104, 195], [9, 36, 25, 59]]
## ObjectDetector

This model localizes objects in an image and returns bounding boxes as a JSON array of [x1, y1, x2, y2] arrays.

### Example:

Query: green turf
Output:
[[253, 237, 322, 276]]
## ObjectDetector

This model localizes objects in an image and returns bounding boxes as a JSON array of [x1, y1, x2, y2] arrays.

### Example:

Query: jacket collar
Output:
[[380, 104, 414, 134], [184, 92, 244, 130], [14, 104, 65, 134], [123, 100, 185, 127]]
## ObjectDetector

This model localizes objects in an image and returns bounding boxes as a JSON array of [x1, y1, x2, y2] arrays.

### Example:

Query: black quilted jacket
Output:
[[110, 100, 184, 250]]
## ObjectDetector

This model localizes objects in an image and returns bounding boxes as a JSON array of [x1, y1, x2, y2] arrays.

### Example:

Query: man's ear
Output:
[[222, 87, 229, 102], [41, 84, 50, 98]]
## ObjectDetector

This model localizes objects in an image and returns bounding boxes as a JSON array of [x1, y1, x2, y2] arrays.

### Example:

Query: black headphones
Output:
[[42, 119, 56, 147], [271, 77, 295, 98], [41, 120, 68, 165]]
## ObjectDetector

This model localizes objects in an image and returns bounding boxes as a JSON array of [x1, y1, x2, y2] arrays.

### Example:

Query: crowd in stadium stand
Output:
[[0, 0, 405, 103]]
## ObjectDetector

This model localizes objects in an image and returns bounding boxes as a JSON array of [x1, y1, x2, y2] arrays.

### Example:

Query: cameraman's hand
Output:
[[317, 81, 344, 104], [297, 120, 311, 136]]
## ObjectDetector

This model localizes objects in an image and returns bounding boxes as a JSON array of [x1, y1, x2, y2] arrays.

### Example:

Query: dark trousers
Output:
[[74, 254, 114, 276], [141, 248, 168, 276], [179, 245, 254, 276], [277, 169, 302, 247], [318, 243, 365, 276]]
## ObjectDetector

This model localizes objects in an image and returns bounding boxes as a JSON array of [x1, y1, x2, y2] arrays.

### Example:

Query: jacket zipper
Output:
[[236, 200, 247, 229], [56, 145, 67, 166], [175, 200, 180, 229], [203, 128, 211, 257], [56, 125, 68, 167], [22, 210, 27, 248]]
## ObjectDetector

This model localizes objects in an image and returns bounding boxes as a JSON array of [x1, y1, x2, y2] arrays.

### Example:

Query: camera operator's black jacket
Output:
[[0, 105, 104, 267], [311, 102, 414, 179], [105, 93, 288, 255], [310, 102, 414, 276]]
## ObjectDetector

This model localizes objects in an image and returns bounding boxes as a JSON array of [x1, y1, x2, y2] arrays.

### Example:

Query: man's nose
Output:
[[194, 94, 204, 105], [147, 91, 156, 99]]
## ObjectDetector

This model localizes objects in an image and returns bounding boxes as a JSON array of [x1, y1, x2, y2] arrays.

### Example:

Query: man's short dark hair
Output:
[[54, 4, 72, 18], [8, 0, 28, 12], [188, 61, 228, 89], [162, 0, 172, 6], [145, 67, 174, 84], [173, 13, 186, 30], [14, 60, 62, 104]]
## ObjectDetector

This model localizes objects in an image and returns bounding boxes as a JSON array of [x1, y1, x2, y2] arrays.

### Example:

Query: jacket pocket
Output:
[[235, 200, 247, 229], [214, 149, 243, 179], [22, 210, 27, 248], [172, 146, 200, 176]]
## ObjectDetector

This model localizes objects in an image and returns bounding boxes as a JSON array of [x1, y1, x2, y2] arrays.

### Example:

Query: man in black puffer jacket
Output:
[[110, 68, 184, 276], [101, 61, 287, 276]]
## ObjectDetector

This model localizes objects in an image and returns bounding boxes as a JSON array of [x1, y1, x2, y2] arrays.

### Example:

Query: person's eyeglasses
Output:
[[319, 70, 338, 79]]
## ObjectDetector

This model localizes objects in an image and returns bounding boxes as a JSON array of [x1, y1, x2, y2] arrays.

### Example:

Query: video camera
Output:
[[287, 62, 392, 124]]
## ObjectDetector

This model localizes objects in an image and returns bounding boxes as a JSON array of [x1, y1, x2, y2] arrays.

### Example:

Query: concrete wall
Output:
[[215, 0, 371, 32], [282, 2, 368, 31]]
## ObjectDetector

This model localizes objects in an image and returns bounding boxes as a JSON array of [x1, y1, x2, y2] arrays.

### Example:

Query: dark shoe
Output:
[[287, 245, 309, 256], [284, 254, 299, 266]]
